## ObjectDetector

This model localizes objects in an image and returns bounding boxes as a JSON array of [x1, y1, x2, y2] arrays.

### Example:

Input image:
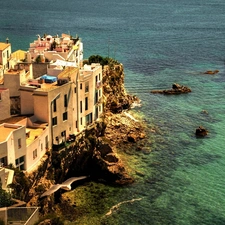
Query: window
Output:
[[53, 99, 57, 112], [99, 89, 101, 97], [63, 112, 68, 121], [99, 73, 101, 80], [0, 156, 7, 167], [15, 156, 25, 170], [45, 135, 49, 149], [0, 93, 1, 101], [85, 82, 89, 93], [33, 149, 37, 159], [95, 75, 98, 83], [64, 94, 68, 107], [95, 92, 98, 104], [74, 87, 77, 93], [86, 113, 93, 126], [18, 138, 21, 149], [76, 121, 77, 128], [80, 101, 82, 113], [52, 116, 57, 126], [95, 106, 99, 119], [85, 97, 88, 110], [80, 83, 82, 89], [80, 117, 83, 125], [61, 131, 66, 137]]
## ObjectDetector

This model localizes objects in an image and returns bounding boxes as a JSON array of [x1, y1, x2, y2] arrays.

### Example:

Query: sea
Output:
[[1, 0, 225, 224]]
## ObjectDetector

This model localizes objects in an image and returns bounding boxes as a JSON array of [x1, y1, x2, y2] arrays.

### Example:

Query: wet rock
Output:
[[150, 83, 191, 94], [127, 133, 137, 143], [204, 70, 219, 75], [195, 126, 208, 137], [104, 153, 119, 163]]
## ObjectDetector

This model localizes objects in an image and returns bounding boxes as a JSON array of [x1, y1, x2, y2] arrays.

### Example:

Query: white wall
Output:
[[0, 89, 10, 120]]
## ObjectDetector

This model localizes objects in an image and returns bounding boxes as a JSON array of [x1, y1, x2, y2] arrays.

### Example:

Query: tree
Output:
[[0, 185, 12, 207], [87, 55, 119, 67]]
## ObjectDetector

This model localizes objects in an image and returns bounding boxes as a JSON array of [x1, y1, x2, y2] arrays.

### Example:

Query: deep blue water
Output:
[[1, 0, 225, 224]]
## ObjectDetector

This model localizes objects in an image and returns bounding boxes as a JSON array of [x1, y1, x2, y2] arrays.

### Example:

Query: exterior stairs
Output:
[[0, 167, 14, 191]]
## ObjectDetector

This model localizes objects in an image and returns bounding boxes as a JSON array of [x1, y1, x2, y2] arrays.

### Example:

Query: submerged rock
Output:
[[150, 83, 191, 94]]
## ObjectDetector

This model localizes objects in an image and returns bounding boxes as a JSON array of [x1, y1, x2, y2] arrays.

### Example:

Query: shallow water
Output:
[[1, 0, 225, 224]]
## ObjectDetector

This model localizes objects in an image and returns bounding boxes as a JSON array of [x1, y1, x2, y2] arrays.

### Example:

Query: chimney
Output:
[[6, 37, 9, 44]]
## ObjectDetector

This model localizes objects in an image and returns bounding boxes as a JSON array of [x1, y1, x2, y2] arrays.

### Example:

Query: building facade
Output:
[[0, 41, 11, 74], [0, 88, 10, 120], [27, 33, 83, 68], [0, 34, 103, 172]]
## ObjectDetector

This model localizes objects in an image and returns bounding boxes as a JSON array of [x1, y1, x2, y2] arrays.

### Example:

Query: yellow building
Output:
[[0, 41, 11, 73]]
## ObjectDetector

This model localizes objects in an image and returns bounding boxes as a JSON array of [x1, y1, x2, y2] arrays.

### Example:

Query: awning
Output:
[[52, 59, 77, 67]]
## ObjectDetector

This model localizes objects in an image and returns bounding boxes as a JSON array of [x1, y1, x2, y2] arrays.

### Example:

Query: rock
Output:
[[104, 153, 119, 163], [92, 146, 134, 185], [97, 142, 113, 157], [195, 126, 208, 137], [151, 83, 191, 94], [103, 64, 140, 113], [204, 70, 219, 75], [136, 146, 142, 151], [201, 110, 208, 114], [127, 133, 138, 143], [139, 133, 146, 139]]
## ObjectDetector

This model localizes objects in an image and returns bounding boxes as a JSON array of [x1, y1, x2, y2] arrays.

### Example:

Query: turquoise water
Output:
[[1, 0, 225, 224]]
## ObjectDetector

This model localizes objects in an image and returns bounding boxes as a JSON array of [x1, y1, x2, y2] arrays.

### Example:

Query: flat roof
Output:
[[0, 116, 27, 124], [26, 127, 46, 146]]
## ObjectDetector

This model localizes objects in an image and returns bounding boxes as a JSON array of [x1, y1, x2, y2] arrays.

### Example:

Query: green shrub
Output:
[[0, 186, 12, 207]]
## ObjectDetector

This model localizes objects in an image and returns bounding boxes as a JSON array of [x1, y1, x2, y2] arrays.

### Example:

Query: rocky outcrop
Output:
[[103, 64, 140, 113], [92, 141, 134, 185], [203, 70, 219, 75], [151, 83, 191, 94], [104, 111, 145, 146], [195, 126, 208, 137]]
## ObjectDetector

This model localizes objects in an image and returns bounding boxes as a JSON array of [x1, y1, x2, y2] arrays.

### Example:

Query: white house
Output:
[[27, 33, 83, 68], [0, 117, 49, 172], [0, 34, 103, 172]]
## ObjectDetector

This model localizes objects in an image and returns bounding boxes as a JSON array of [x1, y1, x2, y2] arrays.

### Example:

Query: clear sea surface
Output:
[[1, 0, 225, 224]]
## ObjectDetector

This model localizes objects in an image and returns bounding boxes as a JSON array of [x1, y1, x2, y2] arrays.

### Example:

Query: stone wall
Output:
[[32, 63, 49, 79]]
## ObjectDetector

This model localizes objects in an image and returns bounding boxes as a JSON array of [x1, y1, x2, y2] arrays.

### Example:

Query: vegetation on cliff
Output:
[[83, 55, 119, 67]]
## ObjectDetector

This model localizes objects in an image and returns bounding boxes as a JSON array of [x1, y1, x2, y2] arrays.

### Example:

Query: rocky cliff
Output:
[[103, 64, 139, 113], [10, 62, 145, 219]]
